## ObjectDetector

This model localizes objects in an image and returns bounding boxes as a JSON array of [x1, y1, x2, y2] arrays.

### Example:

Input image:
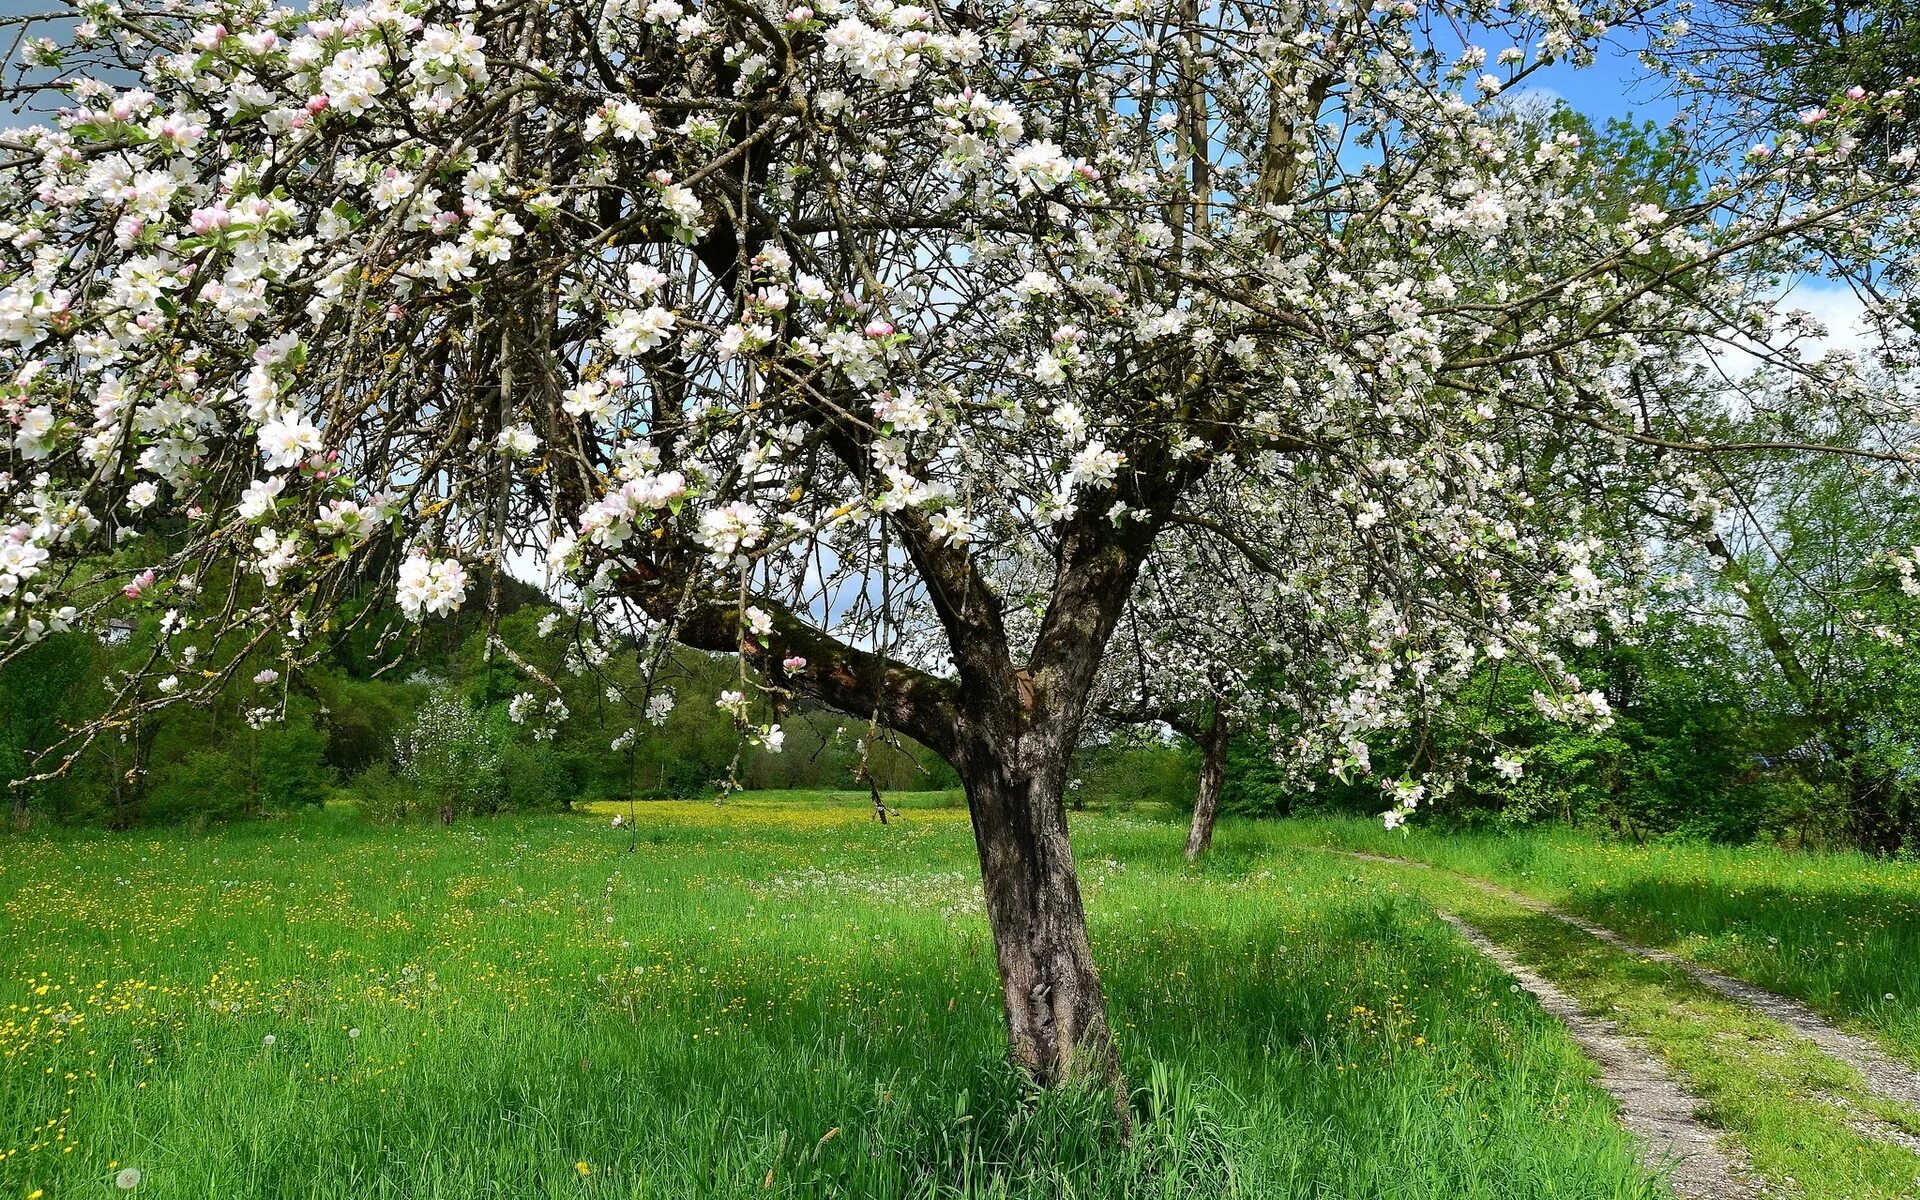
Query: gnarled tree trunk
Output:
[[955, 724, 1120, 1089], [622, 435, 1201, 1117], [1184, 711, 1229, 861]]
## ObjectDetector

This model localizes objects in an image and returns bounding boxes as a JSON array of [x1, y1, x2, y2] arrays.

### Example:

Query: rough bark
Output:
[[954, 724, 1124, 1101], [1184, 711, 1228, 861]]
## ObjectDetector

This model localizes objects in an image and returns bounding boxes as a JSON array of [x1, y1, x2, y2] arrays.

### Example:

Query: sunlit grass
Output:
[[576, 789, 970, 830], [0, 797, 1663, 1199], [1261, 817, 1920, 1066], [1296, 849, 1920, 1200]]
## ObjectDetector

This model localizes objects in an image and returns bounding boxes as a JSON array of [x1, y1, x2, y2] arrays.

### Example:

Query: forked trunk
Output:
[[956, 727, 1126, 1113], [1184, 712, 1228, 861]]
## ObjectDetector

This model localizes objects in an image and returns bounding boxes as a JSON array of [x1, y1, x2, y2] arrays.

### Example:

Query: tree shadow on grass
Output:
[[1554, 877, 1920, 1041]]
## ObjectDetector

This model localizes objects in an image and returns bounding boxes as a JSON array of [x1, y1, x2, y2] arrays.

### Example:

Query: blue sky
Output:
[[1518, 42, 1683, 127]]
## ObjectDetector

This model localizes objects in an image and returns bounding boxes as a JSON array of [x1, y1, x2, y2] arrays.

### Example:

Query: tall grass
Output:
[[1262, 816, 1920, 1064], [0, 797, 1661, 1198]]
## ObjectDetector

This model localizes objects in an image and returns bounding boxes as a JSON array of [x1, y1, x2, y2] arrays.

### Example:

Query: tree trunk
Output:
[[1184, 712, 1228, 861], [1842, 755, 1906, 856], [956, 727, 1126, 1112], [8, 792, 28, 833]]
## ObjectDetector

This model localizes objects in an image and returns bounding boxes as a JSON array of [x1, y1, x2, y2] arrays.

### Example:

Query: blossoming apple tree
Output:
[[2, 0, 1916, 1093], [1095, 420, 1637, 860], [1091, 526, 1274, 861]]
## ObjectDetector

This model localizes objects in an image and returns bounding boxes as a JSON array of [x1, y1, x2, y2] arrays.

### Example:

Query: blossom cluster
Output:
[[0, 0, 1913, 810]]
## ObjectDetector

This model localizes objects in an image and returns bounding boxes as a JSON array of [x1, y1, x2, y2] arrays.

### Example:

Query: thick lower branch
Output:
[[617, 564, 963, 759]]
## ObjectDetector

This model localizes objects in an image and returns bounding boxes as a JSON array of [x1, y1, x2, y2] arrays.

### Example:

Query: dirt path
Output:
[[1320, 846, 1920, 1113], [1437, 914, 1766, 1199]]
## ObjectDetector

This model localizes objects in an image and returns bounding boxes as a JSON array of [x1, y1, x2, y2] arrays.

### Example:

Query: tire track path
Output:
[[1321, 846, 1920, 1113], [1437, 912, 1766, 1199]]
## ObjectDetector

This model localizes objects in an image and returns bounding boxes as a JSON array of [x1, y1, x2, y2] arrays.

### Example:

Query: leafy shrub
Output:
[[1069, 733, 1196, 812], [1220, 734, 1294, 817], [347, 763, 422, 824], [499, 741, 579, 812], [143, 704, 333, 825], [308, 671, 417, 775], [145, 747, 255, 826], [255, 719, 334, 811]]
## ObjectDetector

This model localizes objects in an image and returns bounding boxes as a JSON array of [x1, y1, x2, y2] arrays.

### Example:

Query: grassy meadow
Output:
[[1258, 827, 1920, 1200], [1260, 817, 1920, 1066], [0, 793, 1669, 1200]]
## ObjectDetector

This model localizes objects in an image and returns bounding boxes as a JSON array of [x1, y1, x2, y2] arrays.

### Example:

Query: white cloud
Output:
[[1773, 280, 1875, 361], [1703, 278, 1877, 382]]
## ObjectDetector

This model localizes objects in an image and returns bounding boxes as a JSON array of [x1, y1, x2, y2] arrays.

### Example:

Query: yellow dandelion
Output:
[[574, 1161, 591, 1177]]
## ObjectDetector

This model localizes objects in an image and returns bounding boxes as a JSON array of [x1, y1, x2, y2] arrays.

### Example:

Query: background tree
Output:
[[1643, 390, 1920, 851], [1658, 0, 1920, 167], [1092, 529, 1273, 861]]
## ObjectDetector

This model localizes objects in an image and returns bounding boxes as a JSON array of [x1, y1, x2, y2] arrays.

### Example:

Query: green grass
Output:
[[1301, 852, 1920, 1200], [1258, 817, 1920, 1066], [0, 796, 1666, 1199], [601, 788, 971, 812]]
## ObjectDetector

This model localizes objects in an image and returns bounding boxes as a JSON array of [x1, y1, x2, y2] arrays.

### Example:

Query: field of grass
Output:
[[1294, 845, 1920, 1200], [1257, 817, 1920, 1066], [0, 794, 1666, 1199]]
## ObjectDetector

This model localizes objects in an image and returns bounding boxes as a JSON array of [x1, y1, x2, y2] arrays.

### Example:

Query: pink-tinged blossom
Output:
[[395, 555, 469, 620], [496, 424, 540, 457], [602, 306, 677, 356], [237, 476, 285, 520], [1005, 140, 1076, 193], [928, 507, 976, 545], [696, 502, 766, 558], [257, 413, 322, 470], [12, 406, 56, 459]]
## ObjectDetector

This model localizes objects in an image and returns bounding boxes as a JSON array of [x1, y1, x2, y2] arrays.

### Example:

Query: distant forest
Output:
[[0, 572, 958, 829]]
